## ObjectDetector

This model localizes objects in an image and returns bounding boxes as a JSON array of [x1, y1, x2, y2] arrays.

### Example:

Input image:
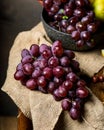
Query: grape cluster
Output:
[[92, 75, 104, 83], [14, 40, 89, 120], [43, 0, 100, 48]]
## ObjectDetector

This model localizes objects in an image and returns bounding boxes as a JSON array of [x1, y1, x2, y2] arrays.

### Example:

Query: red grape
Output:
[[69, 107, 80, 120], [48, 81, 57, 94], [32, 67, 42, 78], [42, 67, 53, 79], [75, 0, 85, 7], [53, 77, 63, 86], [16, 63, 23, 70], [53, 89, 62, 101], [62, 80, 73, 91], [60, 56, 70, 67], [76, 22, 86, 32], [63, 50, 75, 59], [23, 63, 34, 75], [66, 72, 78, 83], [14, 70, 25, 80], [67, 25, 76, 34], [87, 23, 97, 33], [73, 8, 85, 18], [21, 55, 33, 64], [42, 49, 52, 59], [71, 30, 80, 41], [61, 98, 72, 110], [80, 31, 91, 41], [76, 79, 86, 88], [30, 44, 39, 57], [52, 40, 64, 57], [58, 86, 68, 98], [76, 87, 89, 98], [53, 66, 65, 78], [48, 56, 59, 67], [26, 79, 37, 90], [21, 49, 30, 58], [37, 76, 47, 88]]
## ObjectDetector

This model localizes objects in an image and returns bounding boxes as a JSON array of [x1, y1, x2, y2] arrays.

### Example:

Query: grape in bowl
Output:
[[41, 0, 104, 51]]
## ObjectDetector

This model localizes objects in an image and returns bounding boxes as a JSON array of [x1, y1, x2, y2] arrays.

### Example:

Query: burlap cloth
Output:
[[2, 22, 104, 130]]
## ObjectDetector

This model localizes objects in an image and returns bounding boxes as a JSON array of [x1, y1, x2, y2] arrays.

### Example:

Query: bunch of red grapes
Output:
[[43, 0, 100, 48], [14, 40, 89, 120]]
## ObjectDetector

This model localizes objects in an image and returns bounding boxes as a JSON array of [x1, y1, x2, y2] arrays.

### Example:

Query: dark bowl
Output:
[[41, 8, 104, 51]]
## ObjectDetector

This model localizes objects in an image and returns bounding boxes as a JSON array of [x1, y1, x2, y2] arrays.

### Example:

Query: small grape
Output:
[[30, 44, 39, 57], [71, 30, 80, 41], [48, 81, 57, 94], [76, 79, 86, 88], [42, 67, 53, 79], [53, 66, 65, 78], [76, 22, 86, 32], [61, 98, 72, 110], [67, 25, 76, 34], [60, 56, 70, 67], [52, 40, 64, 57], [32, 67, 42, 78], [63, 50, 75, 59], [81, 15, 92, 25], [75, 0, 85, 7], [50, 4, 59, 14], [23, 63, 34, 75], [71, 60, 80, 72], [76, 87, 89, 98], [58, 86, 68, 98], [37, 76, 47, 88], [16, 63, 23, 71], [69, 16, 79, 25], [42, 49, 52, 59], [87, 23, 97, 33], [73, 8, 85, 18], [39, 58, 48, 69], [72, 100, 81, 110], [60, 19, 69, 28], [69, 107, 80, 120], [21, 49, 30, 58], [53, 89, 62, 101], [39, 44, 50, 54], [14, 70, 25, 80], [80, 31, 91, 41], [64, 7, 73, 17], [21, 55, 33, 64], [67, 0, 75, 9], [76, 40, 85, 48], [54, 13, 63, 21], [43, 0, 53, 10], [53, 77, 63, 86], [48, 56, 59, 67], [53, 0, 61, 6], [26, 79, 37, 90], [63, 67, 72, 74], [62, 80, 73, 91], [98, 75, 104, 82], [66, 72, 78, 83]]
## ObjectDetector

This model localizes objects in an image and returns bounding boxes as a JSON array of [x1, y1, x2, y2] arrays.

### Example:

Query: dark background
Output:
[[0, 0, 42, 116]]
